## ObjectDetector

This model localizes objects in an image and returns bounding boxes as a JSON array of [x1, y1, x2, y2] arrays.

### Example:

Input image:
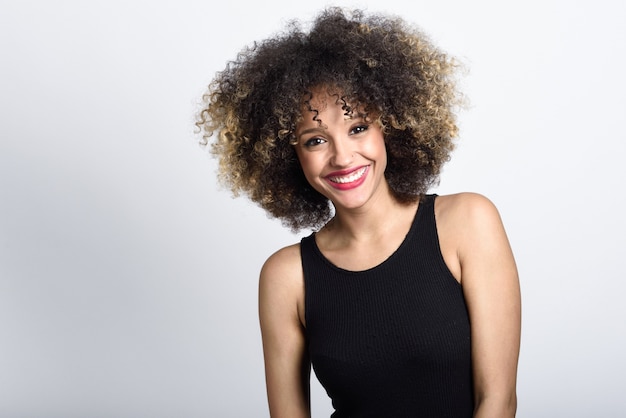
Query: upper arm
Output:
[[258, 245, 311, 418], [440, 193, 521, 416]]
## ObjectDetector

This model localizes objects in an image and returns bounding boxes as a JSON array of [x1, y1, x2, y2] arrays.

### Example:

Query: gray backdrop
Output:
[[1, 0, 625, 417]]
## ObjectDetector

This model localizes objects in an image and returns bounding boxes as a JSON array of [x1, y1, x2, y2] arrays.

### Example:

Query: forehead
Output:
[[302, 86, 340, 111], [298, 87, 365, 123], [297, 99, 353, 133]]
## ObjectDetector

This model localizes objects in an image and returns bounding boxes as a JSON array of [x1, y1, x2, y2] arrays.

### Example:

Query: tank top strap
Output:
[[398, 193, 437, 246]]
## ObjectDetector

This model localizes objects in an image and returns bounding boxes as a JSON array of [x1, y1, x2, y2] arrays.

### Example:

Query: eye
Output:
[[350, 124, 369, 135], [303, 137, 327, 148]]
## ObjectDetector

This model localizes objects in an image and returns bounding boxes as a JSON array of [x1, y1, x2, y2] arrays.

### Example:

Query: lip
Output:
[[324, 165, 370, 190]]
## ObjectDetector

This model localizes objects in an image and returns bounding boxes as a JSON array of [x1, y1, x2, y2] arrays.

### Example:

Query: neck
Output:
[[327, 191, 417, 242]]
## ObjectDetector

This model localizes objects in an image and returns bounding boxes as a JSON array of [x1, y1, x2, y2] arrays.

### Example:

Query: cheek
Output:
[[366, 135, 388, 166], [295, 153, 331, 194], [295, 152, 321, 181]]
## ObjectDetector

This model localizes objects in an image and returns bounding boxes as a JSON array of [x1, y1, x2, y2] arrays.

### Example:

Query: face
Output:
[[294, 93, 389, 212]]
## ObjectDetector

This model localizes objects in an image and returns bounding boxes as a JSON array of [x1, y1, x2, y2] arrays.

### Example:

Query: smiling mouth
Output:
[[327, 166, 369, 184]]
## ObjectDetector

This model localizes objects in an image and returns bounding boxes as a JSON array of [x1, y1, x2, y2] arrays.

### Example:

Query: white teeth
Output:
[[329, 167, 367, 183]]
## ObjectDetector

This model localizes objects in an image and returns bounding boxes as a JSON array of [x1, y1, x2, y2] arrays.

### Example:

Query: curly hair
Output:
[[196, 7, 462, 231]]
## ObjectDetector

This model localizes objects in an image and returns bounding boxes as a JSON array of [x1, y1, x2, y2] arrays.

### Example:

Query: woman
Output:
[[197, 7, 521, 417]]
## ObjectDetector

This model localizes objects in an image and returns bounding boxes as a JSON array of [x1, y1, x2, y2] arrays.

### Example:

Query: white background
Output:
[[1, 0, 625, 417]]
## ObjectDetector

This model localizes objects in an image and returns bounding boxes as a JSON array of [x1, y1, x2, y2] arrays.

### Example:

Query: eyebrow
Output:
[[297, 127, 326, 138]]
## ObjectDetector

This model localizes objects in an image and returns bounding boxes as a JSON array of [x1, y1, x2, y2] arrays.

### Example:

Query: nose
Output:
[[330, 138, 354, 167]]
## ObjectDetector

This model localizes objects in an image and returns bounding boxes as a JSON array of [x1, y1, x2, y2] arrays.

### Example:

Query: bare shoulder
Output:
[[260, 243, 303, 286], [435, 192, 502, 225], [434, 192, 510, 282], [259, 242, 305, 325], [435, 192, 508, 240]]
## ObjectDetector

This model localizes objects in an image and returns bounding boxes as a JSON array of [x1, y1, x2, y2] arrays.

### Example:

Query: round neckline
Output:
[[309, 198, 428, 274]]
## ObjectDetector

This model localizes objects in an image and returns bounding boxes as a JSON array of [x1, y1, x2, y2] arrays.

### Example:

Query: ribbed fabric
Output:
[[301, 195, 473, 417]]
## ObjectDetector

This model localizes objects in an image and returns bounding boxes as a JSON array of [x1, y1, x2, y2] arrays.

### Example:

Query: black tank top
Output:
[[301, 194, 474, 417]]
